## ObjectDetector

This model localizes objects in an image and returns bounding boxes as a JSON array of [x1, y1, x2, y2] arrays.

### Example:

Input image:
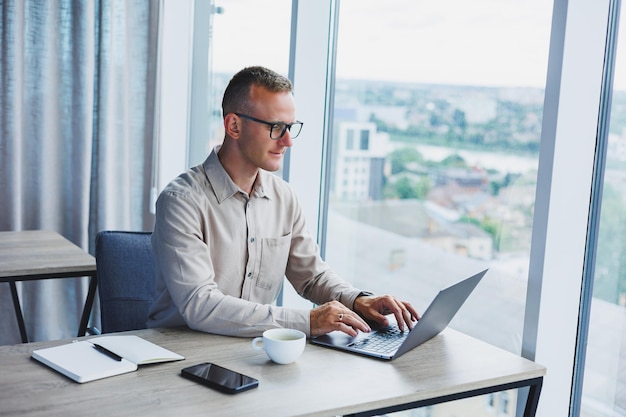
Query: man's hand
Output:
[[310, 300, 371, 338], [353, 295, 420, 332]]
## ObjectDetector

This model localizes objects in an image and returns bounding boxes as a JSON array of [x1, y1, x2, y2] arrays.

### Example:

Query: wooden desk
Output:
[[0, 327, 546, 417], [0, 230, 97, 343]]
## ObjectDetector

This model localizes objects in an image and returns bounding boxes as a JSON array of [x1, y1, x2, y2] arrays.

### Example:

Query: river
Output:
[[392, 143, 539, 174]]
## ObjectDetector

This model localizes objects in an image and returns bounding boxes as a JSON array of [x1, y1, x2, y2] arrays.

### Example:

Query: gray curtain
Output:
[[0, 0, 160, 344]]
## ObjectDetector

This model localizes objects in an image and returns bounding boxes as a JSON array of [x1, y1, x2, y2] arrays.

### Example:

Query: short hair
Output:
[[221, 66, 293, 117]]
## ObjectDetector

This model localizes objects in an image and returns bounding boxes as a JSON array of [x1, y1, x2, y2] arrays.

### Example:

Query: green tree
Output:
[[384, 176, 431, 200], [414, 177, 431, 200], [394, 177, 419, 199], [453, 109, 467, 130], [388, 147, 424, 174], [440, 153, 467, 168]]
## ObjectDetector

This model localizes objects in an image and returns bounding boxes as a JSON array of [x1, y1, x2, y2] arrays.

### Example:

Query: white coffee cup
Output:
[[251, 328, 306, 364]]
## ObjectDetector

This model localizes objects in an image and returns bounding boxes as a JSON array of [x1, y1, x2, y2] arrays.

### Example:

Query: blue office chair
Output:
[[95, 230, 156, 333]]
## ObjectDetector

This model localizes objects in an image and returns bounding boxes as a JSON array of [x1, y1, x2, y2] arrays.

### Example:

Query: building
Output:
[[332, 121, 389, 201]]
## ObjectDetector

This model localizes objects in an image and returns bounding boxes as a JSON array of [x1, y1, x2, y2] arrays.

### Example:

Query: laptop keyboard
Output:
[[350, 325, 408, 354]]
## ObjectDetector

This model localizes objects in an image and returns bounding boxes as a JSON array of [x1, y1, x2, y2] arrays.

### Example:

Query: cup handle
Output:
[[252, 337, 264, 351]]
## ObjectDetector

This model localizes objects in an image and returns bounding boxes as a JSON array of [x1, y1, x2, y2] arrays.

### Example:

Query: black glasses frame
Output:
[[234, 113, 303, 140]]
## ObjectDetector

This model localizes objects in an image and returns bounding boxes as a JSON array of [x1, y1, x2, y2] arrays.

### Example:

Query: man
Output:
[[148, 66, 418, 338]]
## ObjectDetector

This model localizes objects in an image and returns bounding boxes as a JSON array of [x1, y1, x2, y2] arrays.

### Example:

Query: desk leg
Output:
[[9, 282, 29, 343], [523, 377, 543, 417], [77, 274, 98, 337], [346, 377, 544, 417]]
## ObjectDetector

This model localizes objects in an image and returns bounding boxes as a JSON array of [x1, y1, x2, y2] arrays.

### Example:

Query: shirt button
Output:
[[247, 272, 252, 278], [250, 237, 255, 243]]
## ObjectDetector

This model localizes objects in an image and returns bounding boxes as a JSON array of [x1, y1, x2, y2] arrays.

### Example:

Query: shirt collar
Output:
[[203, 146, 272, 202]]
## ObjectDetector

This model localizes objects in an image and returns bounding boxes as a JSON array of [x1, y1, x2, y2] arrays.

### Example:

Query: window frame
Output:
[[569, 0, 622, 415], [521, 0, 612, 415]]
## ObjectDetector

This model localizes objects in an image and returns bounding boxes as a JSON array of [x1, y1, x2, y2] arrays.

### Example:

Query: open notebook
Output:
[[32, 335, 185, 383]]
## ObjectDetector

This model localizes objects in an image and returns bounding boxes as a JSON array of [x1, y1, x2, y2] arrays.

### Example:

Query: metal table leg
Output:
[[9, 281, 29, 343], [78, 273, 98, 337]]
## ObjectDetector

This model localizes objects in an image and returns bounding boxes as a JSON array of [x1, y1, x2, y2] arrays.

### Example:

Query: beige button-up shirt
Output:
[[147, 148, 363, 337]]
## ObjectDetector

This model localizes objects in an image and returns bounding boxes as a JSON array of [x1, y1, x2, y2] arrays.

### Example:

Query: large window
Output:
[[580, 3, 626, 415], [324, 1, 552, 415], [327, 0, 551, 355]]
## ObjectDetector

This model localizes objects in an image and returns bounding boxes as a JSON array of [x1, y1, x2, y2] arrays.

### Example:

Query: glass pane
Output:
[[206, 0, 291, 159], [580, 7, 626, 416], [326, 1, 551, 415]]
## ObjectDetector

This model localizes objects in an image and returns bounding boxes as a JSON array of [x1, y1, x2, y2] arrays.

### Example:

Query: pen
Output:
[[92, 343, 123, 361]]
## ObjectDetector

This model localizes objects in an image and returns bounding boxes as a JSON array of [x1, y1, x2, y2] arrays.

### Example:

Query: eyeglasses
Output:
[[235, 113, 303, 140]]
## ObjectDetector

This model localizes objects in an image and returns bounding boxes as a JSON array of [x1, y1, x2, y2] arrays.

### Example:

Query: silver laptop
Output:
[[311, 269, 487, 360]]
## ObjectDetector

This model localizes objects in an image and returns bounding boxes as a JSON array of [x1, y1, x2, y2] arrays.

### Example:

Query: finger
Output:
[[387, 299, 411, 331], [402, 307, 415, 330], [393, 310, 406, 332], [395, 301, 417, 328], [344, 311, 370, 330], [337, 322, 359, 337], [405, 302, 420, 321], [386, 299, 418, 331], [337, 311, 371, 333], [366, 308, 389, 326], [334, 311, 358, 336]]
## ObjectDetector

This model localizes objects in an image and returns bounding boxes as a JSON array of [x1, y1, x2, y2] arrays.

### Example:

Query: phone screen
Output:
[[181, 362, 259, 394]]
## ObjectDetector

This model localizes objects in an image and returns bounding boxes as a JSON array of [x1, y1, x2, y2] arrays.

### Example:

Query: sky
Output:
[[335, 0, 552, 87], [211, 0, 625, 90]]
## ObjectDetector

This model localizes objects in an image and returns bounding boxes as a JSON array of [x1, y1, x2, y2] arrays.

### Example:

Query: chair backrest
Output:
[[95, 230, 156, 333]]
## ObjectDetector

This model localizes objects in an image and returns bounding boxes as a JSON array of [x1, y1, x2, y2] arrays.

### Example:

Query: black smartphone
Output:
[[181, 362, 259, 394]]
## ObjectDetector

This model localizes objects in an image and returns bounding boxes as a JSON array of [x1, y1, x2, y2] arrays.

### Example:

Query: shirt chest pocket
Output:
[[256, 234, 291, 290]]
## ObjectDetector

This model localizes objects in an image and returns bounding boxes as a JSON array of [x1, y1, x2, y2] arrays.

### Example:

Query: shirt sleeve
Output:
[[150, 189, 311, 337], [281, 187, 364, 309]]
